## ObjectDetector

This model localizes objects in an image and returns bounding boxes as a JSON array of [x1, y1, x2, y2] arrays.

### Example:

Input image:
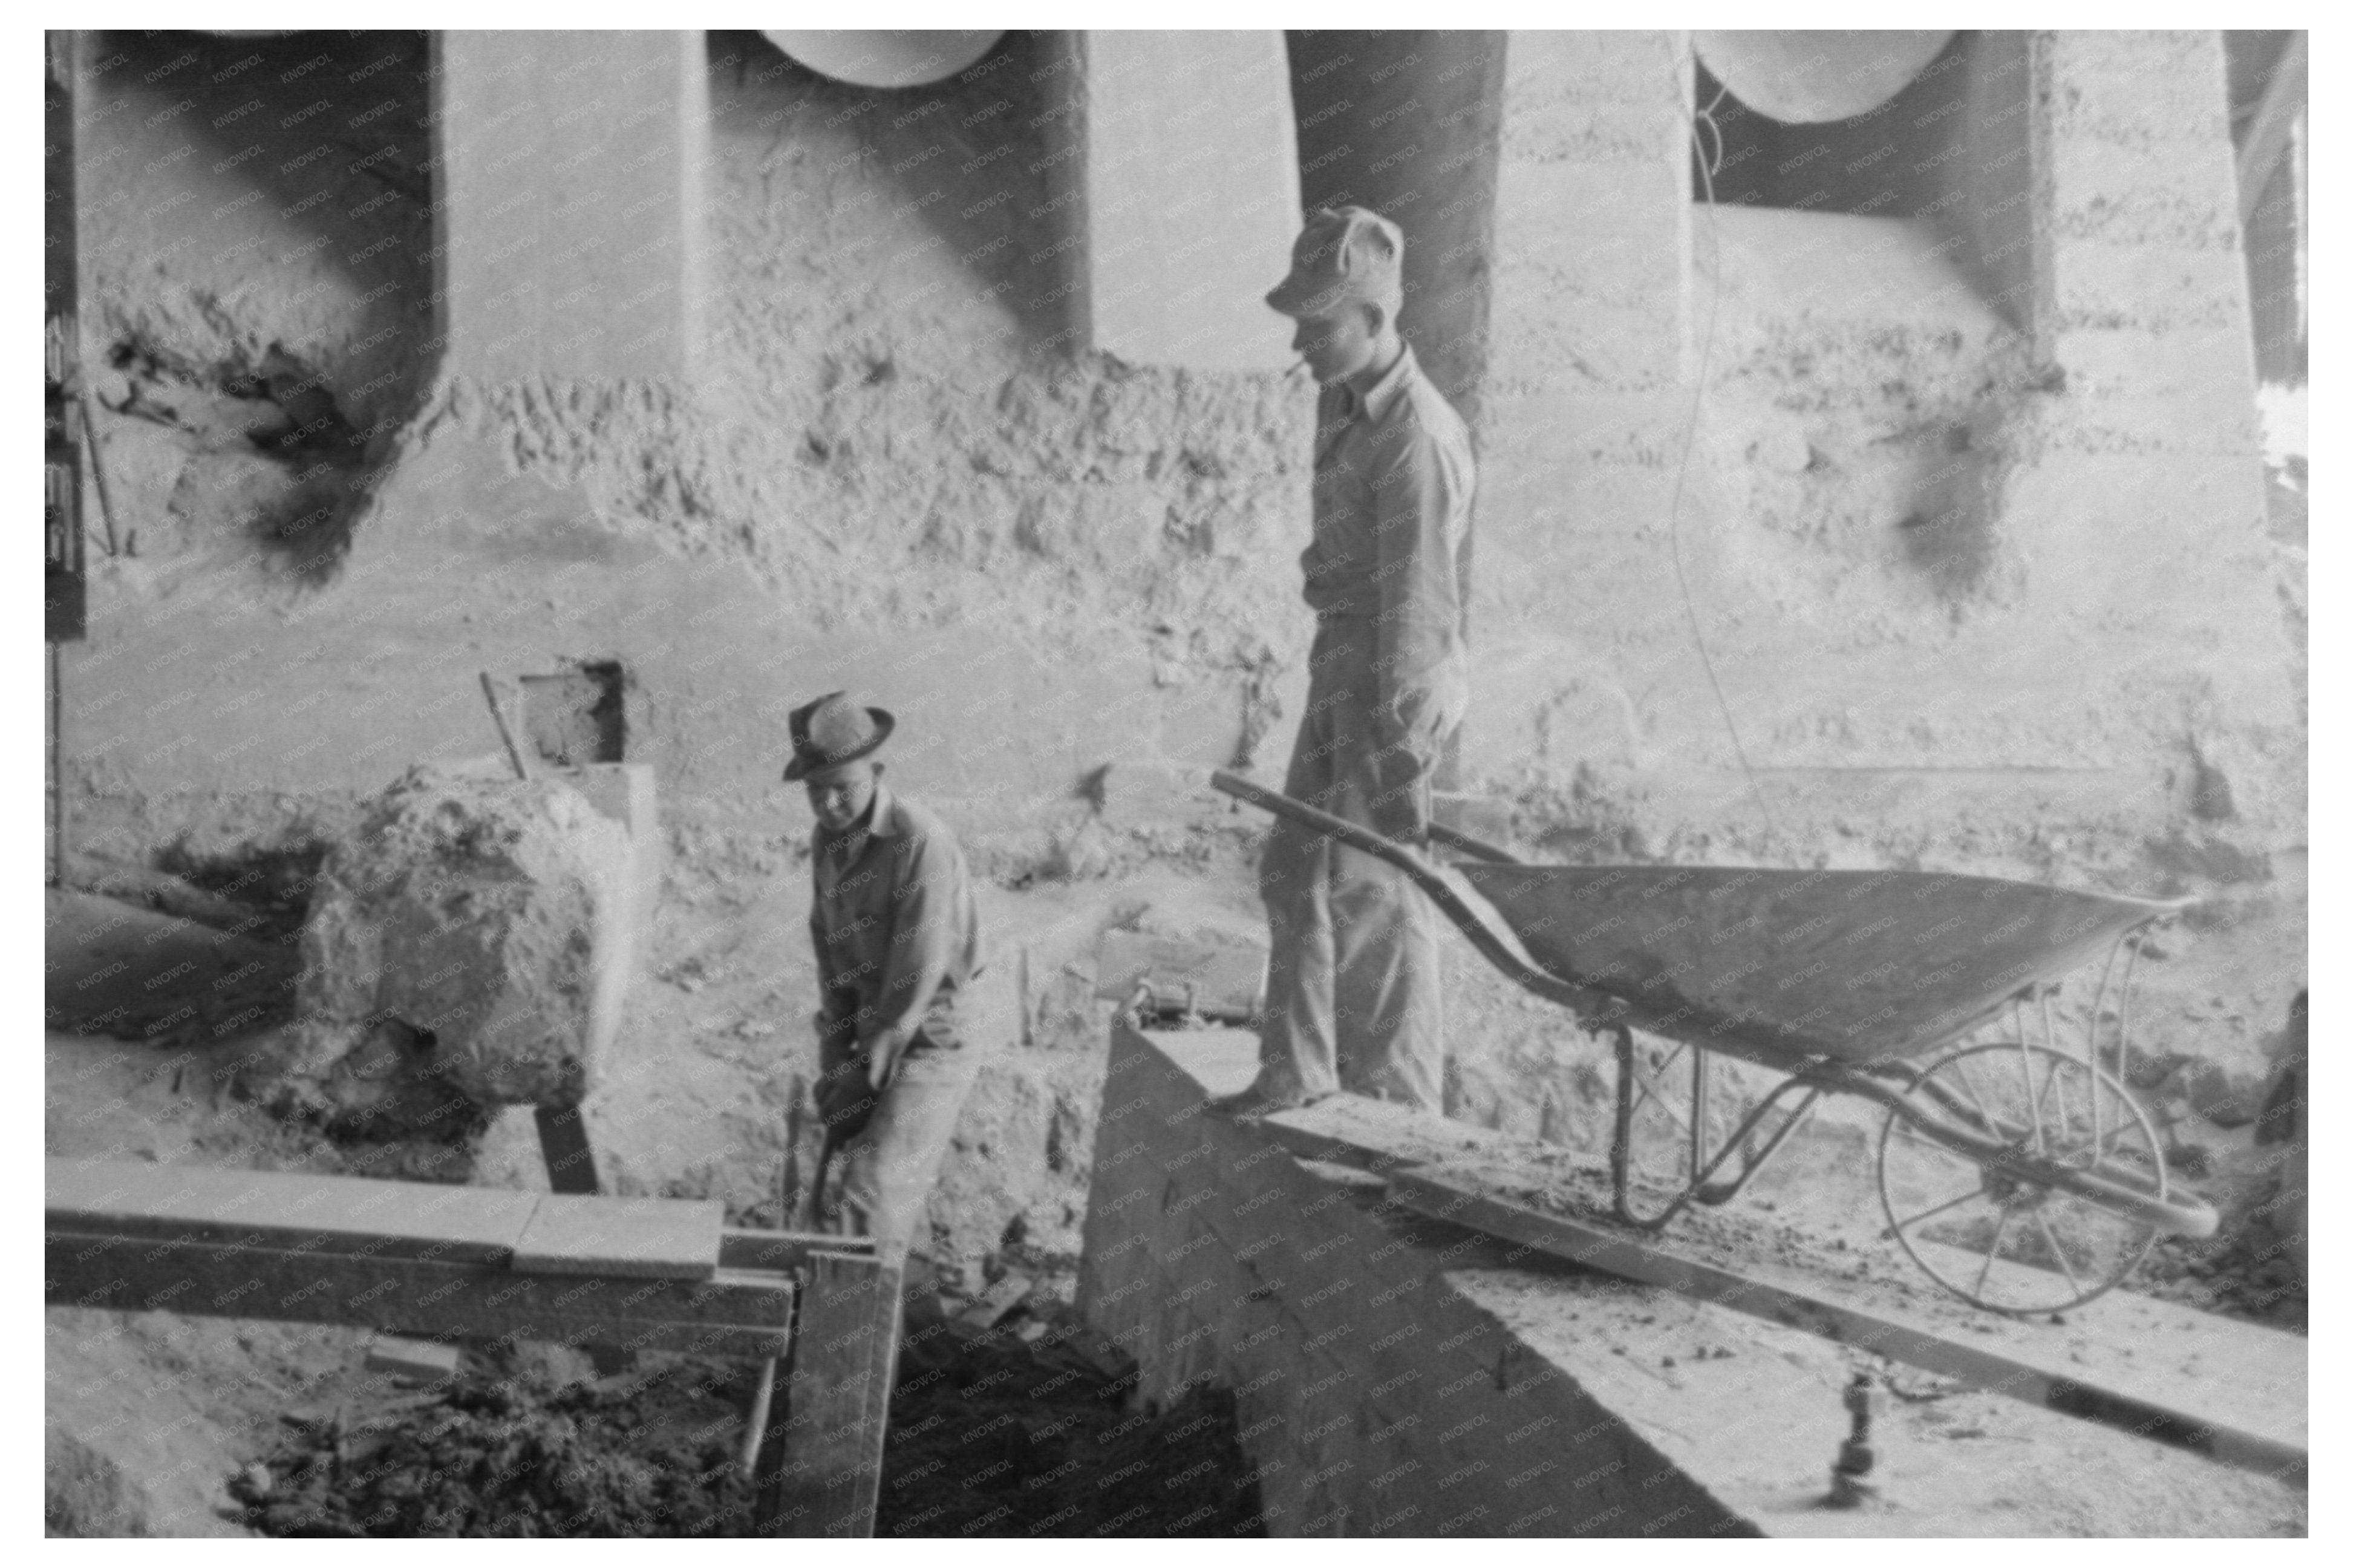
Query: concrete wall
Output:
[[67, 29, 1315, 858], [1077, 1025, 2306, 1537], [69, 30, 435, 444], [1471, 30, 2294, 853]]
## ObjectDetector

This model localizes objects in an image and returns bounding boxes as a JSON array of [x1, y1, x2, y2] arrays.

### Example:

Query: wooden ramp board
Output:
[[512, 1193, 723, 1281], [45, 1155, 540, 1264], [1391, 1168, 2306, 1484], [47, 1230, 795, 1358]]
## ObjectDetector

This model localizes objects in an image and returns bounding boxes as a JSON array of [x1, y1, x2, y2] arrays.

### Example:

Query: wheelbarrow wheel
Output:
[[1876, 1040, 2165, 1315]]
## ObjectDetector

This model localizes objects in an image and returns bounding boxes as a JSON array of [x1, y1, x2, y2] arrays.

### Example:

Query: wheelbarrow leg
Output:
[[1608, 1025, 1654, 1227]]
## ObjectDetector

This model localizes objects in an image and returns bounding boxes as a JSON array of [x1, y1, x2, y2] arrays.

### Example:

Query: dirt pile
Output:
[[250, 766, 630, 1138], [223, 1307, 1259, 1540], [229, 1374, 749, 1538]]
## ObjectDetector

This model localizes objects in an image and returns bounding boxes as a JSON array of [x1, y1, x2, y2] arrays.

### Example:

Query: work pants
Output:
[[817, 997, 981, 1261], [1251, 623, 1446, 1111]]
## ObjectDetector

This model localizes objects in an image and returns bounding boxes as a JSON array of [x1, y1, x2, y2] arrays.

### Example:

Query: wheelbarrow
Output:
[[1211, 771, 2218, 1316]]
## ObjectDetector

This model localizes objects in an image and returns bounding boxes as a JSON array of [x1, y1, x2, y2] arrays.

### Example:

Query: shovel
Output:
[[738, 1094, 841, 1485]]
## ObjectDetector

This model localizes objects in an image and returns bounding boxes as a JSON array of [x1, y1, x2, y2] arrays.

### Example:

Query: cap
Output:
[[1265, 206, 1405, 320]]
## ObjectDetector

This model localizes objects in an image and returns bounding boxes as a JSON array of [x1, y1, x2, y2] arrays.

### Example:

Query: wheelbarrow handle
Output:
[[1210, 769, 1600, 1016]]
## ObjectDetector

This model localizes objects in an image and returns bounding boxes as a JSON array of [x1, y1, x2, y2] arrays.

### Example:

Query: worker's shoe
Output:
[[1209, 1085, 1333, 1120]]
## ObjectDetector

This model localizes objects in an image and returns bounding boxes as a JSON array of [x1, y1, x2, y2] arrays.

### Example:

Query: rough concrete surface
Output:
[[258, 766, 632, 1131], [1077, 1026, 2305, 1537]]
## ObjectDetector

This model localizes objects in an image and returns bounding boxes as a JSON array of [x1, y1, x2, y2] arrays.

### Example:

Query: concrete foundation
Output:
[[1076, 1024, 2305, 1537]]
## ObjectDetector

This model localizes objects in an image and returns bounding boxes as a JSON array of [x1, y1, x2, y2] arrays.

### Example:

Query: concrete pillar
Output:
[[1488, 33, 1690, 402], [432, 31, 709, 381], [2017, 30, 2287, 728], [1469, 33, 1692, 785], [1076, 31, 1299, 372]]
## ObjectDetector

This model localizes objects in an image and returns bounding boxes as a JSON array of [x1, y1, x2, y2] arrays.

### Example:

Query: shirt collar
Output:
[[1348, 342, 1419, 426], [818, 782, 899, 855]]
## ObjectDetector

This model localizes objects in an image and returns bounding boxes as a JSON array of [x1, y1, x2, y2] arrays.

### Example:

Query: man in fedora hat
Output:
[[786, 691, 982, 1257], [1218, 206, 1475, 1119]]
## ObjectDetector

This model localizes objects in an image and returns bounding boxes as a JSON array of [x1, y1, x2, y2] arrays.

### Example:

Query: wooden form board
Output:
[[514, 1194, 723, 1281], [48, 1158, 912, 1529], [46, 1230, 794, 1358], [47, 1157, 725, 1280], [1389, 1169, 2306, 1484], [759, 1249, 904, 1538], [45, 1157, 778, 1353], [45, 1155, 541, 1264]]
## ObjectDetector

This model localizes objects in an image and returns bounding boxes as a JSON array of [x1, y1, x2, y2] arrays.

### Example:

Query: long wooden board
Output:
[[1389, 1169, 2306, 1485], [45, 1155, 541, 1264], [47, 1230, 794, 1359], [512, 1193, 722, 1281]]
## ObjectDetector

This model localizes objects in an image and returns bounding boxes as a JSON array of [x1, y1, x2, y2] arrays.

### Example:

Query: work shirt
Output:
[[1300, 342, 1476, 710], [809, 783, 981, 1061]]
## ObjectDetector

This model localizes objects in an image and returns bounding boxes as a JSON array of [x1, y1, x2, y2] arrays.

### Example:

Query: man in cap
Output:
[[786, 691, 983, 1258], [1219, 206, 1475, 1118]]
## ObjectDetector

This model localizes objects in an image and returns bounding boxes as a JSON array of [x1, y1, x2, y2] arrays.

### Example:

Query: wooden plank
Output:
[[533, 1104, 602, 1195], [762, 1250, 904, 1538], [45, 1156, 538, 1264], [47, 1229, 794, 1359], [719, 1228, 873, 1271], [1389, 1169, 2306, 1485], [512, 1192, 722, 1281], [1260, 1091, 1522, 1176], [365, 1333, 464, 1382]]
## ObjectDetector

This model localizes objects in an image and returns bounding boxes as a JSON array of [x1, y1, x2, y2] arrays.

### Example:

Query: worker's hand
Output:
[[814, 1059, 876, 1131], [862, 1026, 912, 1094], [1383, 669, 1468, 754], [814, 1008, 858, 1068]]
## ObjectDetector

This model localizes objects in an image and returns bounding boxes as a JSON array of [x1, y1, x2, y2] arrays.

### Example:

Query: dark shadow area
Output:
[[76, 30, 437, 581]]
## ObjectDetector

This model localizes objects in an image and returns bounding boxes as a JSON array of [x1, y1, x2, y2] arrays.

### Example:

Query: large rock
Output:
[[258, 767, 633, 1132]]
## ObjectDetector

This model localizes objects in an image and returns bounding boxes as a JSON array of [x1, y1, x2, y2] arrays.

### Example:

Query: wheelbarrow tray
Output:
[[1452, 863, 2183, 1067]]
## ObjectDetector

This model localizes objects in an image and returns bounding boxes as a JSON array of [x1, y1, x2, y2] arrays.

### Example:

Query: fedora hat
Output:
[[783, 691, 895, 780]]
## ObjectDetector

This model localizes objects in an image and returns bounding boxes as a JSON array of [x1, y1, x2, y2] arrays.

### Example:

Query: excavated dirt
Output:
[[221, 1311, 1259, 1539], [227, 1367, 753, 1537]]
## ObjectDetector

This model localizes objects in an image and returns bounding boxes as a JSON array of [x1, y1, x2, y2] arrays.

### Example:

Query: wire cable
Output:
[[1665, 44, 1778, 841]]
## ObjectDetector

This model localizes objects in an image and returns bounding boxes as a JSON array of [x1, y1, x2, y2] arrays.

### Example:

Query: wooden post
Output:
[[755, 1250, 904, 1538], [534, 1104, 602, 1195], [534, 1104, 624, 1373]]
